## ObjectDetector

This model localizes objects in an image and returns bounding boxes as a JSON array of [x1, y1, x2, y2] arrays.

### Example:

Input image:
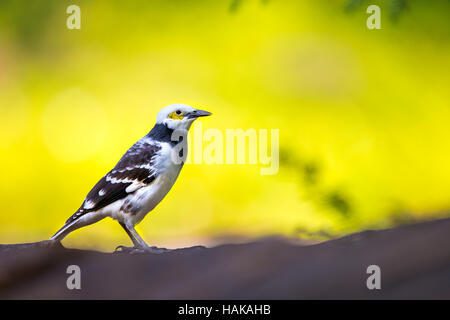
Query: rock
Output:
[[2, 218, 450, 299]]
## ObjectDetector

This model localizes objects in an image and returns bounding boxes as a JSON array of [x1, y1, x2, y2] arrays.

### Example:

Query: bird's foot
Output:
[[114, 245, 172, 255]]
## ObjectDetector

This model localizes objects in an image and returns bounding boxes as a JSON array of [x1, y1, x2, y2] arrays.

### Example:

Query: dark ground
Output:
[[2, 218, 450, 299]]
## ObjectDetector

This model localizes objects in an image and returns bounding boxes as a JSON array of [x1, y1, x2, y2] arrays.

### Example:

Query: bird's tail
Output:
[[50, 219, 79, 241], [50, 211, 106, 241]]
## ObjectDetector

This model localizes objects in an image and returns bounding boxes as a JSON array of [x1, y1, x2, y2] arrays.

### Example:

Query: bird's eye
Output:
[[168, 110, 184, 120]]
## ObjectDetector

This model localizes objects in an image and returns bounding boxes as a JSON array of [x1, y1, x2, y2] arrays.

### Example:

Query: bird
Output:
[[50, 104, 211, 253]]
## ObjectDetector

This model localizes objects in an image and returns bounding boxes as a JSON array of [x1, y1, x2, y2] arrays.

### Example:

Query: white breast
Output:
[[112, 142, 184, 225]]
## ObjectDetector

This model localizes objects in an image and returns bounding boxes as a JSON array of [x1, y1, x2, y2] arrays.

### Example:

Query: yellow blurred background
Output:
[[0, 0, 449, 251]]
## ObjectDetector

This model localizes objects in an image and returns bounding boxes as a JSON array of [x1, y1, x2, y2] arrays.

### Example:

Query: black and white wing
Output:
[[65, 140, 161, 224]]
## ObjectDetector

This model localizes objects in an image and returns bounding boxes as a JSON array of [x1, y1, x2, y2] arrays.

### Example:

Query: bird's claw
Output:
[[114, 245, 172, 254]]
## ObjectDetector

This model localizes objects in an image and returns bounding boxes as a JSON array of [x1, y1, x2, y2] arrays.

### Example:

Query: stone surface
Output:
[[2, 218, 450, 299]]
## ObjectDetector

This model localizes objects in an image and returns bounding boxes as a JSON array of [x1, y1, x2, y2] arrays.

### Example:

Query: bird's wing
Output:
[[65, 141, 161, 224]]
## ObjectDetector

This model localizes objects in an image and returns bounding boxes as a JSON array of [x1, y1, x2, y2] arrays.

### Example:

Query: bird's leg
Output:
[[114, 223, 171, 254], [118, 222, 141, 247], [128, 226, 172, 253], [115, 222, 146, 253]]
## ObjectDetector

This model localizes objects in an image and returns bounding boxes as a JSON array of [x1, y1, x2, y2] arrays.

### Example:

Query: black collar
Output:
[[147, 123, 182, 146]]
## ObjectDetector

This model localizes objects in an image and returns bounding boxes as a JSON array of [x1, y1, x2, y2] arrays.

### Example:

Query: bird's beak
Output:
[[188, 109, 212, 119]]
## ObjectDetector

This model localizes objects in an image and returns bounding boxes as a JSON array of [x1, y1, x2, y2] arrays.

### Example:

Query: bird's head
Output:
[[156, 104, 212, 131]]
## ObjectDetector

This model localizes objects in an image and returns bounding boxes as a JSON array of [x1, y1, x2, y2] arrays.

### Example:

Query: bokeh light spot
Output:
[[0, 91, 29, 148], [41, 88, 108, 162]]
